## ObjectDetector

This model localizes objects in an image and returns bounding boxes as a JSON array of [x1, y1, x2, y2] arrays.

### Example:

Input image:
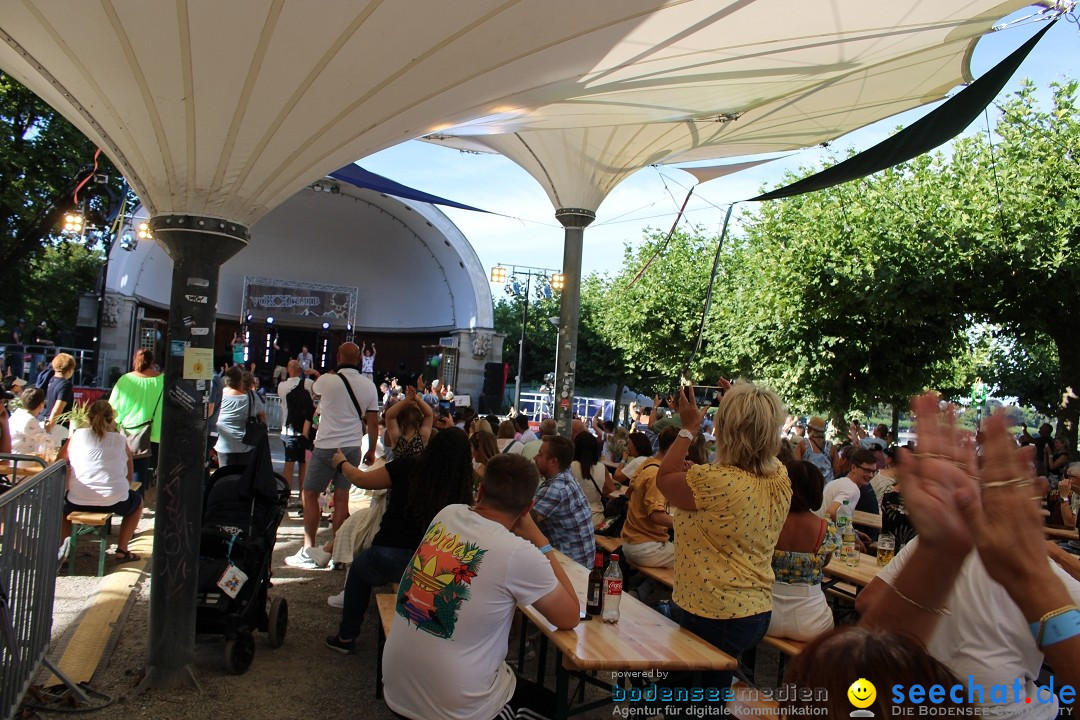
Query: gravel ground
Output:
[[34, 477, 641, 719]]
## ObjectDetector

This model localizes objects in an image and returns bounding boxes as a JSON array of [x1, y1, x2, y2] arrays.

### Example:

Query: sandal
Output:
[[115, 549, 141, 562]]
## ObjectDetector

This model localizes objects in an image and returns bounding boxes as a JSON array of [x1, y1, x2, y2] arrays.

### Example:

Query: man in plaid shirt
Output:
[[532, 434, 595, 567]]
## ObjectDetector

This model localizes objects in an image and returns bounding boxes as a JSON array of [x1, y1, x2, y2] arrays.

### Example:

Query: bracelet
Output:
[[335, 459, 348, 474], [537, 544, 554, 555], [887, 582, 950, 616], [1030, 605, 1080, 648]]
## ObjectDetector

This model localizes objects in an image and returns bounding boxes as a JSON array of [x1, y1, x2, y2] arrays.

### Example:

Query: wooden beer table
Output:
[[823, 552, 882, 596], [518, 551, 736, 719], [852, 510, 882, 530]]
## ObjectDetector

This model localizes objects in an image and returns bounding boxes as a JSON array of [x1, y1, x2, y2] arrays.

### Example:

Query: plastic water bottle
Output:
[[836, 499, 853, 531], [838, 500, 857, 567], [602, 553, 623, 623]]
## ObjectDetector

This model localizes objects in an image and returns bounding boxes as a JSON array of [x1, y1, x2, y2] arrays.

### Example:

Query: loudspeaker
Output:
[[483, 362, 505, 396]]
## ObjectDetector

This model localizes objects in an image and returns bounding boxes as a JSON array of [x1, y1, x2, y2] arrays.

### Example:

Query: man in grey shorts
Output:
[[286, 342, 379, 569]]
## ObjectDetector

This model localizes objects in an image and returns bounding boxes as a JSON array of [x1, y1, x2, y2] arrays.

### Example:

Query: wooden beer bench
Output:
[[66, 511, 114, 577]]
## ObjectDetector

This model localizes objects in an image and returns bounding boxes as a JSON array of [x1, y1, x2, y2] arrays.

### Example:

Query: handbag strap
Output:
[[247, 391, 256, 420], [338, 372, 365, 420], [582, 462, 605, 500], [122, 382, 164, 431]]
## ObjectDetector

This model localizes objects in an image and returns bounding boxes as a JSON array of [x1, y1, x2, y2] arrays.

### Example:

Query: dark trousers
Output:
[[673, 604, 771, 691], [338, 544, 414, 639]]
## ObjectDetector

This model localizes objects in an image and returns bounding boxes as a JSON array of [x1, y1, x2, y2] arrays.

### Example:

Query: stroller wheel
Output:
[[267, 597, 288, 648], [224, 631, 256, 674]]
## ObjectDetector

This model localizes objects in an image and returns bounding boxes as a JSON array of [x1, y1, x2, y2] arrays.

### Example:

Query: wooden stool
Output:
[[67, 512, 114, 577], [594, 535, 622, 554]]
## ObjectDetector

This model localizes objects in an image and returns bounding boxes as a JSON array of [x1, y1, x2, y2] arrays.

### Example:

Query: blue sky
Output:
[[361, 11, 1077, 283]]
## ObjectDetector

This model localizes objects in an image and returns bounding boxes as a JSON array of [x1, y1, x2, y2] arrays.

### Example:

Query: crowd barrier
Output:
[[0, 457, 89, 720]]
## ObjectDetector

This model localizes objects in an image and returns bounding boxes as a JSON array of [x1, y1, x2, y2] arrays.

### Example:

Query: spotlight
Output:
[[137, 221, 153, 240], [63, 211, 84, 234], [322, 321, 330, 330], [490, 266, 507, 283], [551, 273, 565, 291], [329, 184, 341, 195], [246, 314, 254, 323], [119, 233, 137, 252], [536, 284, 552, 300], [504, 283, 514, 297], [511, 280, 524, 295], [312, 182, 324, 192], [266, 316, 274, 325], [347, 323, 353, 332]]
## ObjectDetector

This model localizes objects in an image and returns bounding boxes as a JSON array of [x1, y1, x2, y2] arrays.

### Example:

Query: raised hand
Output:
[[895, 392, 980, 556], [958, 409, 1044, 590], [674, 383, 707, 434]]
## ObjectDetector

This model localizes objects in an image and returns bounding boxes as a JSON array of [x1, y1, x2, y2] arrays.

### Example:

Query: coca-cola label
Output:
[[606, 579, 622, 596]]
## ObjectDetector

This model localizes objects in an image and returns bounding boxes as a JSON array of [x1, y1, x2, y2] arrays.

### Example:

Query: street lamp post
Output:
[[490, 264, 563, 414]]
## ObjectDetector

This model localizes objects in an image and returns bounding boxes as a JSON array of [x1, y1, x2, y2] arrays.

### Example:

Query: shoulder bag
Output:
[[241, 390, 268, 446], [122, 386, 163, 460]]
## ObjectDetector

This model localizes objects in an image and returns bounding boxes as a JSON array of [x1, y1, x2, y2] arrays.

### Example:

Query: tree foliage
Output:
[[0, 71, 122, 335]]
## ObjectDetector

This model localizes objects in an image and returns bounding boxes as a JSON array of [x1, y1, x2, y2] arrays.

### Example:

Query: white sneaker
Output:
[[285, 546, 331, 569], [327, 590, 345, 608]]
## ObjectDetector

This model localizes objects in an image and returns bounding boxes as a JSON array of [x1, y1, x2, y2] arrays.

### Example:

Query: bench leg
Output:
[[68, 528, 77, 576], [96, 525, 108, 577], [536, 633, 548, 686], [375, 622, 385, 699], [553, 657, 569, 720]]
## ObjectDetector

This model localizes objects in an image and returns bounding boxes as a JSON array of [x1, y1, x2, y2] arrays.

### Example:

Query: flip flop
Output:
[[114, 549, 140, 562]]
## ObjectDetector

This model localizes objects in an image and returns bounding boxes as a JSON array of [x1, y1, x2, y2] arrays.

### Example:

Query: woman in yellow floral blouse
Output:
[[657, 380, 792, 690], [767, 460, 839, 641]]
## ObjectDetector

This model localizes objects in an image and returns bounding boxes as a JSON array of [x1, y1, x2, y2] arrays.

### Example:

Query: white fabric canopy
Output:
[[0, 0, 1029, 225], [421, 1, 1031, 210]]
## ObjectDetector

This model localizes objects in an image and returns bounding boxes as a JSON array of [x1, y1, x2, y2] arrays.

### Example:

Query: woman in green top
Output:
[[109, 348, 164, 490]]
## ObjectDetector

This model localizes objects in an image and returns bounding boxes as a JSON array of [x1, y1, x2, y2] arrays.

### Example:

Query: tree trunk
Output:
[[613, 372, 625, 426], [891, 403, 901, 445], [1052, 329, 1080, 456]]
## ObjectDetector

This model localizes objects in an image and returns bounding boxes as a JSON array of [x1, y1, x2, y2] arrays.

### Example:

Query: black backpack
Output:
[[284, 377, 315, 435]]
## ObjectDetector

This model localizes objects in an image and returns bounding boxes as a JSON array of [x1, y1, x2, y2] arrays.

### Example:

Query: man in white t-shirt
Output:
[[383, 454, 580, 720], [859, 537, 1080, 719], [286, 342, 378, 569], [815, 447, 877, 520]]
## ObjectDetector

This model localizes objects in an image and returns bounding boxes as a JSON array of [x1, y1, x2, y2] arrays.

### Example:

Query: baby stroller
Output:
[[196, 435, 289, 674]]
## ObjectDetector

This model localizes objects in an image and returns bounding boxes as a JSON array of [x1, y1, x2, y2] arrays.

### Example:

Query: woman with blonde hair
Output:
[[43, 352, 76, 435], [496, 419, 524, 454], [58, 400, 143, 561], [657, 380, 792, 690]]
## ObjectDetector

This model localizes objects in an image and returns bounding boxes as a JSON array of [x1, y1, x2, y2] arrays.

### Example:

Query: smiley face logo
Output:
[[847, 678, 876, 709]]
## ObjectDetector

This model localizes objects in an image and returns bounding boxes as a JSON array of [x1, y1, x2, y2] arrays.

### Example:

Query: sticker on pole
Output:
[[184, 294, 208, 304], [186, 277, 209, 287], [183, 347, 214, 380]]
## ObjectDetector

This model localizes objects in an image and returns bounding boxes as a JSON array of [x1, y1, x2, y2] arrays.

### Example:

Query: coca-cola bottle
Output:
[[602, 553, 623, 623], [586, 551, 605, 616]]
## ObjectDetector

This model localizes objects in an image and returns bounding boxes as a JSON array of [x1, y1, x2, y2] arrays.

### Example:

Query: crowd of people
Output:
[[7, 335, 1080, 718]]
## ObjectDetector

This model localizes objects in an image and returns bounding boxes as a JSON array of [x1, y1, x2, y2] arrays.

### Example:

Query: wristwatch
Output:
[[678, 428, 694, 441]]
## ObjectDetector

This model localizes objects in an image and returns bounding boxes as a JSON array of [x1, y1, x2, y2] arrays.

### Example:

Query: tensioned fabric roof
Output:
[[0, 0, 1030, 228], [421, 2, 1033, 211]]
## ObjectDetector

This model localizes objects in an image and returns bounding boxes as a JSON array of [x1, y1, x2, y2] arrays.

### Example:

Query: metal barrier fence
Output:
[[0, 458, 75, 720], [264, 394, 283, 431], [518, 392, 615, 424]]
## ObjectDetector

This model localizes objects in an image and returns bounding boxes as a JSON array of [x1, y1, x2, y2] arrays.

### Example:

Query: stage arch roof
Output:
[[106, 181, 493, 333]]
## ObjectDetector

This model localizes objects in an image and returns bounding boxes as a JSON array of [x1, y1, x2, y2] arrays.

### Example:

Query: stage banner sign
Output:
[[242, 277, 358, 325]]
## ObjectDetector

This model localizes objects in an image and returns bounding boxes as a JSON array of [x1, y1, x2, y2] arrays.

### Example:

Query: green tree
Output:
[[593, 227, 717, 393], [0, 71, 123, 334]]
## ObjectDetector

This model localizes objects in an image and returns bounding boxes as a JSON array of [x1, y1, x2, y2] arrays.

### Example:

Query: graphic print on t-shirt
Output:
[[396, 522, 487, 639]]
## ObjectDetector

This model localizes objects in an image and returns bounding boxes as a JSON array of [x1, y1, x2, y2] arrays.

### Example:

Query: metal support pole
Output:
[[553, 208, 595, 438], [143, 214, 248, 689], [512, 274, 532, 413]]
